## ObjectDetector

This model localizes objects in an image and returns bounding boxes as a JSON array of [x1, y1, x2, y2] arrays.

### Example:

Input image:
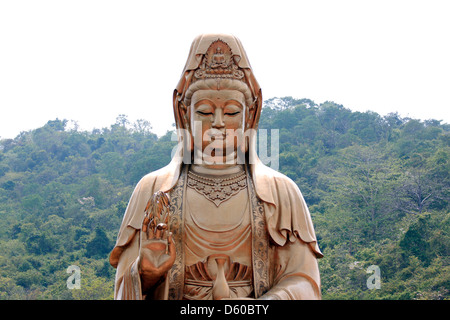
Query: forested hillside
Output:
[[0, 97, 448, 299]]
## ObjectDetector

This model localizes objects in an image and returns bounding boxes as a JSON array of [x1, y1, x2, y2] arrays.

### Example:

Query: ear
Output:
[[178, 103, 194, 153], [247, 92, 262, 130], [245, 103, 256, 130], [179, 102, 190, 130]]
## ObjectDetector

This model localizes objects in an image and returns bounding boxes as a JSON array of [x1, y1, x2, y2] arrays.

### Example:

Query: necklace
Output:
[[187, 169, 247, 207]]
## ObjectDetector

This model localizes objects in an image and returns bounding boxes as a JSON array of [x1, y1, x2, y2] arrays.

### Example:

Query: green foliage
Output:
[[0, 117, 174, 299], [0, 100, 448, 300], [260, 98, 449, 300], [85, 227, 112, 258]]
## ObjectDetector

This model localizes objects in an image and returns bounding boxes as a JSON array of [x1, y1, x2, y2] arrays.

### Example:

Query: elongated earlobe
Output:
[[180, 104, 193, 154], [246, 110, 255, 130]]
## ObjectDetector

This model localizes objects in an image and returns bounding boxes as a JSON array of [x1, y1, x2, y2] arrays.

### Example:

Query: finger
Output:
[[155, 201, 162, 220], [144, 198, 152, 213], [155, 191, 169, 216], [161, 192, 169, 207], [142, 215, 150, 234], [148, 218, 156, 239], [155, 223, 167, 239], [161, 233, 176, 268], [159, 208, 169, 226], [167, 232, 175, 257], [142, 216, 154, 241], [154, 227, 161, 239], [155, 191, 164, 219]]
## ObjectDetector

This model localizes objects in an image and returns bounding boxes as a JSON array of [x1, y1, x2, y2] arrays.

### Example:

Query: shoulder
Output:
[[253, 161, 297, 185], [252, 162, 302, 207], [270, 168, 299, 191], [135, 163, 177, 193], [120, 163, 178, 229]]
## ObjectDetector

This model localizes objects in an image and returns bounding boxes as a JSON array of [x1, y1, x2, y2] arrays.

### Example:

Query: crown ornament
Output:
[[194, 39, 245, 81]]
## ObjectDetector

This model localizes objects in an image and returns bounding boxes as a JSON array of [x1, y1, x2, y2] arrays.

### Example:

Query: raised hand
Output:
[[138, 191, 176, 293]]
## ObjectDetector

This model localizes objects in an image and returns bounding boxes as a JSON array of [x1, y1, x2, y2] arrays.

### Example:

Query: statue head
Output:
[[173, 34, 262, 167]]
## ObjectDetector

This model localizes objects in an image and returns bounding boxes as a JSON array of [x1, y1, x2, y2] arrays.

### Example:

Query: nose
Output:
[[212, 108, 225, 128]]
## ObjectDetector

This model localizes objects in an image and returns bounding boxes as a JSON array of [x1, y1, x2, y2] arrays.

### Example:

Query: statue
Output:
[[109, 34, 323, 300]]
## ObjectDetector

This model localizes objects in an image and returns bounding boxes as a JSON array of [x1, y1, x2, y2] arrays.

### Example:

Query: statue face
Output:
[[189, 89, 246, 166]]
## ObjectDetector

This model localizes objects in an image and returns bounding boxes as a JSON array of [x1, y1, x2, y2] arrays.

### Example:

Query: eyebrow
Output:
[[193, 98, 244, 108]]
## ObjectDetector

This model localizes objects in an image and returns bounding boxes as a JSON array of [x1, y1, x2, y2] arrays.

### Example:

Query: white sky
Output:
[[1, 0, 449, 139]]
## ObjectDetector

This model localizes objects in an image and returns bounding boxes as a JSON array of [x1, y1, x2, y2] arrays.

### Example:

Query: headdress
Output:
[[193, 39, 245, 81]]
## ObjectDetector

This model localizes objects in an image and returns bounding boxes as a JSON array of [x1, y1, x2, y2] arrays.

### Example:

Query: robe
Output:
[[109, 155, 322, 300]]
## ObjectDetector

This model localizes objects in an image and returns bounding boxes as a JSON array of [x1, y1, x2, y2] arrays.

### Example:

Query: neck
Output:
[[191, 163, 244, 176], [193, 148, 243, 170]]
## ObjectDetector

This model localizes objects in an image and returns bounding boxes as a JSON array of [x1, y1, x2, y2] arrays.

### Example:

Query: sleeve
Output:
[[115, 257, 142, 300], [109, 175, 147, 300], [110, 170, 173, 300], [112, 228, 169, 300], [252, 162, 323, 299], [260, 238, 321, 300], [113, 229, 143, 300], [252, 162, 323, 258]]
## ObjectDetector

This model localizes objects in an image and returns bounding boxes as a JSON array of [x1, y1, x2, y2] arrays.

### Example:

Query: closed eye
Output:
[[196, 111, 213, 116], [225, 111, 240, 116]]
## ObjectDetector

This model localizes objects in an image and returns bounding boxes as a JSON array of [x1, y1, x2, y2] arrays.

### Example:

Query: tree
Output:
[[71, 272, 114, 300], [85, 227, 112, 258], [133, 119, 152, 135], [21, 194, 43, 215], [25, 232, 58, 255], [399, 214, 432, 264], [318, 145, 401, 242], [397, 159, 436, 215]]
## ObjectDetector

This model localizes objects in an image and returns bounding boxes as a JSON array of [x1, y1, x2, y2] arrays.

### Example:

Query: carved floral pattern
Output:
[[168, 168, 186, 300], [248, 173, 270, 298]]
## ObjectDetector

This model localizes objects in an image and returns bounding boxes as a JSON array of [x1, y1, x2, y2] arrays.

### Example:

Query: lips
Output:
[[208, 129, 226, 140], [210, 134, 225, 140]]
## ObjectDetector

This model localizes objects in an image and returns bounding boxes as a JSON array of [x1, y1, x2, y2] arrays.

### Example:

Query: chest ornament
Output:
[[187, 170, 247, 207]]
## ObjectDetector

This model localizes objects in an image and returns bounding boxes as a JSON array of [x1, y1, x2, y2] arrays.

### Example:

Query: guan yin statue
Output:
[[109, 34, 323, 300]]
